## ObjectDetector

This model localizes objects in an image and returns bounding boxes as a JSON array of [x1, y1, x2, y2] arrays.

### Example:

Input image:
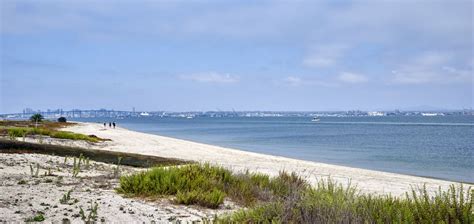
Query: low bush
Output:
[[175, 188, 225, 208], [118, 164, 473, 222], [30, 114, 44, 123], [1, 127, 100, 142], [57, 117, 67, 122], [117, 163, 302, 208], [25, 213, 45, 222], [220, 180, 474, 223], [49, 131, 99, 142], [8, 127, 29, 139]]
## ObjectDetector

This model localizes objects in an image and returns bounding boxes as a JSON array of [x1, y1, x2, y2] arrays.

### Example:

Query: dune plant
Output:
[[113, 157, 122, 178], [7, 127, 29, 140], [59, 189, 73, 204], [1, 126, 101, 142], [72, 156, 83, 178], [25, 213, 45, 222], [79, 201, 98, 222], [220, 179, 474, 223], [44, 168, 53, 176], [118, 164, 473, 222], [84, 157, 90, 169], [117, 163, 308, 209], [29, 163, 40, 177]]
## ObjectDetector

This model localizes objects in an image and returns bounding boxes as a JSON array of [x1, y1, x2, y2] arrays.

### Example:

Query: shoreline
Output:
[[62, 122, 470, 196], [113, 130, 471, 185]]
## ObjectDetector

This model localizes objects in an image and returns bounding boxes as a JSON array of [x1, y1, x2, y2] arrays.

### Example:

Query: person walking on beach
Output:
[[109, 122, 112, 128], [113, 122, 116, 129], [103, 122, 106, 128]]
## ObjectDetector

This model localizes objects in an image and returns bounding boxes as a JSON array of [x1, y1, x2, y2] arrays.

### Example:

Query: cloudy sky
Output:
[[1, 0, 472, 113]]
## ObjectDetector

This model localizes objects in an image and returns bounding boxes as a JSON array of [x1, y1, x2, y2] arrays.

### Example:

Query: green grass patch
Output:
[[2, 126, 101, 143], [25, 213, 45, 222], [220, 179, 474, 223], [0, 139, 188, 168], [117, 163, 473, 222], [117, 163, 304, 208]]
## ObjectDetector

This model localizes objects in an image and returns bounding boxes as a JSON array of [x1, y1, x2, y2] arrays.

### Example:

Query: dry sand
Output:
[[62, 122, 470, 196], [0, 153, 236, 223]]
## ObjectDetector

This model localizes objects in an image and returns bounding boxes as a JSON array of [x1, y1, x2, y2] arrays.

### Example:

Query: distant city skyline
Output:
[[1, 0, 473, 114], [4, 106, 473, 115], [3, 108, 472, 120]]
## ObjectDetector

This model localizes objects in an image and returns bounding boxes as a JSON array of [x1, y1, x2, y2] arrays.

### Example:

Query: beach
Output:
[[62, 122, 467, 196], [0, 153, 236, 223]]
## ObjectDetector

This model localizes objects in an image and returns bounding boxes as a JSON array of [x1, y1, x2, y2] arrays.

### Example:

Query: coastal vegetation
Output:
[[118, 164, 473, 223], [0, 152, 198, 222], [29, 113, 44, 123], [0, 139, 188, 168], [4, 126, 102, 142], [0, 120, 103, 142], [57, 117, 67, 123], [25, 213, 45, 222]]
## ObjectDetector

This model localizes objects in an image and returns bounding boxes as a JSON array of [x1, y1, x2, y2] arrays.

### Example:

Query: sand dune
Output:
[[63, 122, 468, 196]]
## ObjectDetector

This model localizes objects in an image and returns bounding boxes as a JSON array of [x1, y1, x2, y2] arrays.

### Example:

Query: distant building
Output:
[[368, 111, 385, 116]]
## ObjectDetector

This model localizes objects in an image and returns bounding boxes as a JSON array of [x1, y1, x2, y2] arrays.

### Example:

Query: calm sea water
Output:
[[74, 116, 474, 183]]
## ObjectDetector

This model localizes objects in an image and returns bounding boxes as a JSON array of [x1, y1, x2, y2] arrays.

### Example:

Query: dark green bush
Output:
[[175, 188, 225, 208], [25, 213, 45, 222], [117, 163, 298, 208], [118, 164, 473, 222], [57, 117, 67, 122], [30, 114, 44, 123], [221, 180, 474, 223]]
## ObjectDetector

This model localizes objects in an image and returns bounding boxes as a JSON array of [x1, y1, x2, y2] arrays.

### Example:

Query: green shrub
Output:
[[118, 164, 244, 208], [199, 188, 226, 209], [176, 190, 200, 205], [17, 180, 27, 185], [119, 164, 321, 208], [220, 180, 474, 223], [228, 202, 282, 223], [8, 127, 29, 139], [48, 131, 98, 142], [30, 114, 44, 123], [25, 213, 45, 222], [118, 163, 473, 222], [174, 189, 225, 208], [2, 126, 99, 143]]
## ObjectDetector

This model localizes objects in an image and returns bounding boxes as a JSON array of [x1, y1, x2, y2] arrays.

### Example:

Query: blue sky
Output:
[[1, 0, 472, 113]]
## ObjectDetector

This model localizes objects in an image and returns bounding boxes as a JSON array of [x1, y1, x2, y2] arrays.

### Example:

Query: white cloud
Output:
[[303, 44, 348, 68], [337, 72, 368, 84], [284, 76, 302, 86], [282, 76, 339, 87], [179, 72, 238, 83], [391, 52, 472, 84]]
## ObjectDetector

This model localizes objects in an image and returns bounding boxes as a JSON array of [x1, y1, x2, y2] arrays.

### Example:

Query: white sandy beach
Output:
[[61, 122, 469, 196], [0, 153, 236, 223]]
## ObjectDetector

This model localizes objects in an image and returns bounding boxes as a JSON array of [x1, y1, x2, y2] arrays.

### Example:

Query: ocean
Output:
[[74, 116, 474, 183]]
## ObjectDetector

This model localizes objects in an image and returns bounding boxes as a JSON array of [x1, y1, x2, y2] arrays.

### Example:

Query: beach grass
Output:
[[117, 163, 473, 223], [116, 163, 305, 208], [0, 139, 188, 168], [2, 126, 102, 143]]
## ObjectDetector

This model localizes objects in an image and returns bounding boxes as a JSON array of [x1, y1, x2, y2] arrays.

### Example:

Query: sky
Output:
[[0, 0, 473, 113]]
